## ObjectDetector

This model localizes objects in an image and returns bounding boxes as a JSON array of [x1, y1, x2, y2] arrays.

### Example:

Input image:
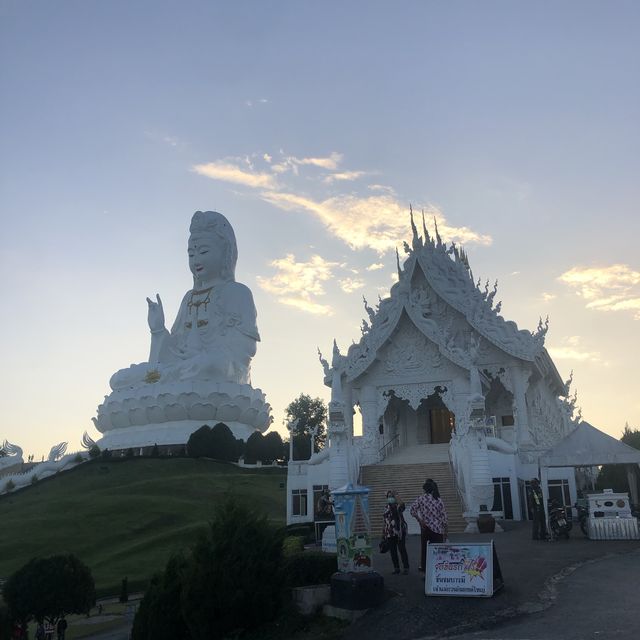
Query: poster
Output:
[[332, 487, 373, 572], [425, 541, 502, 597]]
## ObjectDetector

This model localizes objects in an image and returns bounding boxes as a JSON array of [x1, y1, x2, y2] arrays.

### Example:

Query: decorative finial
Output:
[[318, 348, 330, 376], [410, 205, 421, 250], [363, 296, 375, 323], [395, 247, 402, 279], [433, 216, 442, 246], [422, 209, 430, 244]]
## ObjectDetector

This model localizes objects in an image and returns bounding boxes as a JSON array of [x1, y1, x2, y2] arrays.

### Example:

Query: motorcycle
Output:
[[548, 499, 572, 539], [575, 500, 589, 536]]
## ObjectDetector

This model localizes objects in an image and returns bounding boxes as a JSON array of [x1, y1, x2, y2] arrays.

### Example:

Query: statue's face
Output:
[[188, 233, 226, 284]]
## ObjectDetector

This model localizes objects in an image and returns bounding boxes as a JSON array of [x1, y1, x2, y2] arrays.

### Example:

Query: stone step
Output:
[[361, 461, 467, 535]]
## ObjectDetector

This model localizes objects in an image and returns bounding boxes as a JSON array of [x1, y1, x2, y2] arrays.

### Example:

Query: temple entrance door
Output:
[[419, 393, 456, 445], [429, 408, 455, 444], [416, 402, 430, 444]]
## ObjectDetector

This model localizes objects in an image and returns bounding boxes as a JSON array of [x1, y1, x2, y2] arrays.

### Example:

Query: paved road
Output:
[[445, 548, 640, 640]]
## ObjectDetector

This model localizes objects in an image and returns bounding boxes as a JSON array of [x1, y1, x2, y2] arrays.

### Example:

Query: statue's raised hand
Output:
[[146, 294, 166, 333]]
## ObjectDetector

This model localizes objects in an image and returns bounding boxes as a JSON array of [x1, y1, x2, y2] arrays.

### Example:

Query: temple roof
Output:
[[323, 209, 564, 392]]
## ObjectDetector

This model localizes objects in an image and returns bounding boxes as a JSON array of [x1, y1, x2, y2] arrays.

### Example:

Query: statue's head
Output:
[[188, 211, 238, 284]]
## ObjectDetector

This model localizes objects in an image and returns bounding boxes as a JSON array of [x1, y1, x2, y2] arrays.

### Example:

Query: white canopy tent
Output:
[[538, 421, 640, 534]]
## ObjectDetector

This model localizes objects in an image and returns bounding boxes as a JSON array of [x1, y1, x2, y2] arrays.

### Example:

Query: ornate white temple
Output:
[[287, 210, 580, 532]]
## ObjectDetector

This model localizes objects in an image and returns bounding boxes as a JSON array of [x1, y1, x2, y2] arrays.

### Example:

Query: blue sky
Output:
[[1, 1, 638, 457]]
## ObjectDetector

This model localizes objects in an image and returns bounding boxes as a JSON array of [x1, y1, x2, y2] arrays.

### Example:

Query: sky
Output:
[[1, 1, 639, 458]]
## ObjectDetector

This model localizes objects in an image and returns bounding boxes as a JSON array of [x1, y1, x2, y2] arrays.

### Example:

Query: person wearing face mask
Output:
[[382, 490, 409, 575]]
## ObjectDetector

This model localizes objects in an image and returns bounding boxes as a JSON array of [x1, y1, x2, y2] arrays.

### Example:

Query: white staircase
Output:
[[361, 460, 467, 536], [379, 443, 450, 465]]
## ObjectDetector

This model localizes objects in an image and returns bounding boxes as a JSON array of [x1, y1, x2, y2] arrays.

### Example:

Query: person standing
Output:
[[56, 616, 68, 640], [529, 478, 548, 540], [382, 490, 410, 574], [410, 478, 448, 573]]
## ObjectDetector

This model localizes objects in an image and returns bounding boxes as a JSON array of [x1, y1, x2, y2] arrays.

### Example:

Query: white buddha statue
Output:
[[94, 211, 271, 447], [110, 210, 259, 389]]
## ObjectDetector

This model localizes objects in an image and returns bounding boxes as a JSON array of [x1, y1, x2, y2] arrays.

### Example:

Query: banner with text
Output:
[[425, 541, 503, 597]]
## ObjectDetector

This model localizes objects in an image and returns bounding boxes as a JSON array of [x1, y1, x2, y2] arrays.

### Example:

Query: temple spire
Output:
[[433, 216, 442, 246], [422, 209, 431, 244], [409, 204, 421, 250]]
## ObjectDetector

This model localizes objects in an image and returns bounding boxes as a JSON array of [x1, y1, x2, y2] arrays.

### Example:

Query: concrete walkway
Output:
[[340, 521, 640, 640]]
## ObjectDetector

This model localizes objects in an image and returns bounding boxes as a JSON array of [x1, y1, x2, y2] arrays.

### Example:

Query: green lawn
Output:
[[0, 458, 286, 595]]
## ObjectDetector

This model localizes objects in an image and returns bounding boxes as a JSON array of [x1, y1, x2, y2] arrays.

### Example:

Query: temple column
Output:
[[510, 366, 532, 447], [360, 385, 381, 464]]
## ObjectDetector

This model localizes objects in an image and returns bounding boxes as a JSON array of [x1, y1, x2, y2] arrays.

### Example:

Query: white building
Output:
[[287, 211, 580, 533]]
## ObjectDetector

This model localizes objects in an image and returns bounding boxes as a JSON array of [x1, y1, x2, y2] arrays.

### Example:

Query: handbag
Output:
[[379, 538, 390, 554]]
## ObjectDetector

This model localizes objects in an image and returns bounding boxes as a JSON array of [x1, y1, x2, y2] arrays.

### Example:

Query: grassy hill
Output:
[[0, 457, 286, 595]]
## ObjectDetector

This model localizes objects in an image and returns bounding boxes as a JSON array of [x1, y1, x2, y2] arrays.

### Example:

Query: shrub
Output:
[[209, 423, 238, 461], [180, 500, 285, 638], [262, 431, 284, 463], [243, 431, 265, 464], [100, 448, 112, 460], [131, 554, 189, 640], [0, 600, 11, 640], [30, 475, 38, 485], [73, 453, 84, 463], [285, 523, 314, 543], [283, 551, 337, 588], [126, 448, 134, 458], [151, 444, 159, 458], [282, 535, 305, 557], [4, 480, 15, 492], [88, 445, 101, 459], [186, 425, 212, 458]]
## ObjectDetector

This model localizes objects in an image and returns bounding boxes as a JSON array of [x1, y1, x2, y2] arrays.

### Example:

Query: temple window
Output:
[[353, 404, 363, 436], [501, 415, 515, 426], [292, 489, 308, 516], [491, 477, 513, 519]]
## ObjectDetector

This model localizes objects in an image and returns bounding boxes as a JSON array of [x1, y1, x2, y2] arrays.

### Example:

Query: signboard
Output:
[[332, 485, 373, 572], [425, 541, 503, 597]]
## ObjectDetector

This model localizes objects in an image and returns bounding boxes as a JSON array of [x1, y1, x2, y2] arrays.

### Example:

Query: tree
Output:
[[180, 500, 284, 638], [131, 554, 189, 640], [597, 424, 640, 493], [209, 423, 238, 462], [3, 554, 95, 625], [186, 425, 213, 458], [244, 431, 265, 464], [285, 394, 327, 453], [262, 431, 284, 463]]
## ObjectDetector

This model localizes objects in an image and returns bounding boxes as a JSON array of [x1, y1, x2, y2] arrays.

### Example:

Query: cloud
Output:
[[261, 191, 492, 254], [294, 152, 343, 170], [257, 254, 338, 315], [245, 98, 269, 107], [547, 335, 601, 363], [324, 170, 367, 184], [367, 263, 385, 271], [144, 130, 181, 148], [192, 161, 277, 189], [368, 184, 397, 195], [541, 292, 557, 302], [193, 150, 491, 254], [339, 277, 365, 293], [559, 264, 640, 319]]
